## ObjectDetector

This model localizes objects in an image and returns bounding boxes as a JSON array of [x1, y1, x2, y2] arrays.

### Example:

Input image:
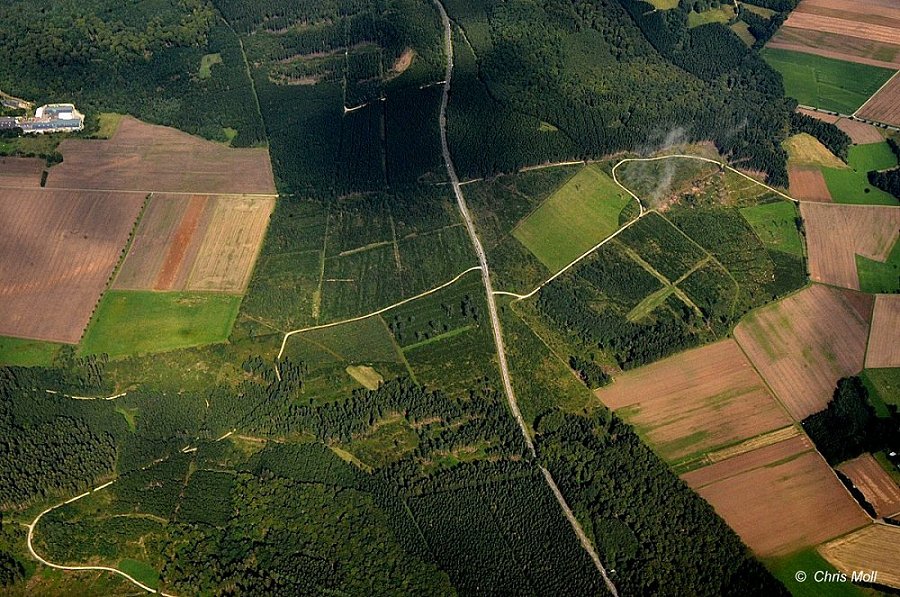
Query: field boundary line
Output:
[[0, 184, 278, 198], [276, 266, 482, 360], [852, 69, 900, 118], [26, 480, 177, 596]]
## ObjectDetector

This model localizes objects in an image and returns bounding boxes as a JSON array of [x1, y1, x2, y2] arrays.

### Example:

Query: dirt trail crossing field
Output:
[[0, 189, 144, 343], [734, 284, 869, 420]]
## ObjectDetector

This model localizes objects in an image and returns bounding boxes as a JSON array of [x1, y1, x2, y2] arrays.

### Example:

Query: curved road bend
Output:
[[432, 2, 619, 595]]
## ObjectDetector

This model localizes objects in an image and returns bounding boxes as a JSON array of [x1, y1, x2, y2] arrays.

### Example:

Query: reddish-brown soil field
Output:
[[690, 439, 869, 556], [834, 119, 885, 144], [682, 434, 813, 489], [596, 339, 793, 463], [801, 203, 900, 290], [768, 31, 900, 70], [0, 189, 143, 343], [782, 12, 900, 46], [734, 284, 870, 420], [800, 0, 900, 21], [838, 454, 900, 517], [0, 157, 44, 188], [857, 75, 900, 128], [46, 116, 276, 194], [789, 167, 832, 202], [798, 107, 839, 123], [839, 288, 875, 323], [866, 295, 900, 368], [820, 525, 900, 589], [115, 194, 274, 293]]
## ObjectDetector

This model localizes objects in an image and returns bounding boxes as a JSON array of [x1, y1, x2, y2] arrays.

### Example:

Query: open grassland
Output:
[[687, 5, 735, 28], [648, 0, 679, 8], [762, 48, 895, 114], [0, 156, 44, 187], [866, 295, 900, 368], [801, 203, 900, 289], [863, 367, 900, 409], [783, 133, 847, 169], [596, 340, 792, 467], [0, 335, 60, 366], [820, 141, 898, 206], [0, 189, 144, 344], [858, 74, 900, 127], [512, 164, 631, 272], [115, 194, 275, 293], [199, 52, 223, 79], [838, 453, 900, 517], [766, 548, 868, 597], [734, 284, 869, 420], [820, 525, 900, 589], [683, 435, 869, 556], [46, 116, 276, 194], [740, 201, 804, 257], [81, 291, 241, 357], [788, 167, 832, 202], [857, 240, 899, 293]]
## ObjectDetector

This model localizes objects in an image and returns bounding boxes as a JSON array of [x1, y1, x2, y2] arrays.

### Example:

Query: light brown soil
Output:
[[0, 157, 44, 188], [682, 434, 813, 488], [391, 48, 415, 75], [734, 284, 870, 420], [820, 524, 900, 589], [857, 75, 900, 127], [46, 116, 276, 194], [801, 203, 900, 290], [834, 119, 885, 144], [596, 339, 792, 463], [154, 195, 208, 290], [115, 194, 273, 293], [769, 30, 900, 69], [800, 0, 900, 21], [783, 11, 900, 45], [692, 443, 869, 556], [838, 454, 900, 517], [866, 295, 900, 368], [0, 189, 144, 343], [797, 2, 900, 28], [798, 107, 839, 123], [789, 167, 832, 202]]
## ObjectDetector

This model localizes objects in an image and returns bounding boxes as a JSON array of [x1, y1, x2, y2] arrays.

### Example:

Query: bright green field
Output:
[[847, 142, 897, 173], [512, 165, 632, 271], [761, 48, 895, 114], [822, 143, 898, 205], [740, 201, 803, 257], [857, 238, 899, 293], [0, 335, 61, 366], [862, 367, 900, 409], [118, 559, 159, 590], [81, 291, 241, 357], [766, 548, 866, 597]]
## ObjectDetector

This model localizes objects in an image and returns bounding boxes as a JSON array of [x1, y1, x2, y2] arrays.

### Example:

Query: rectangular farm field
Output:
[[0, 189, 144, 343], [0, 156, 44, 187]]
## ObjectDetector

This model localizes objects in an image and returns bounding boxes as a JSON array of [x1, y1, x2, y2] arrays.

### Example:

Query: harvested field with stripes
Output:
[[789, 167, 832, 202], [734, 284, 870, 420], [683, 434, 868, 556], [0, 189, 144, 343], [0, 156, 44, 188], [866, 295, 900, 368], [837, 454, 900, 518], [820, 524, 900, 589], [595, 340, 792, 466], [115, 194, 275, 293], [857, 75, 900, 128], [801, 203, 900, 290], [45, 116, 276, 194]]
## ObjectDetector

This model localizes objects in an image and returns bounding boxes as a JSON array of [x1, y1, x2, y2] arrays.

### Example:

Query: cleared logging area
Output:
[[837, 454, 900, 518], [683, 435, 869, 556], [866, 295, 900, 368], [801, 203, 900, 290], [734, 284, 869, 420], [0, 156, 44, 188], [595, 340, 792, 466], [820, 524, 900, 589], [46, 116, 276, 194], [0, 189, 143, 343], [115, 194, 275, 293]]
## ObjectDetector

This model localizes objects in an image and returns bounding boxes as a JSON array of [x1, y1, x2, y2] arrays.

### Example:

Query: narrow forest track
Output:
[[432, 2, 619, 595]]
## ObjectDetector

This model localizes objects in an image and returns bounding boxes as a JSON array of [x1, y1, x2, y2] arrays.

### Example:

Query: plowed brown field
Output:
[[783, 12, 900, 46], [596, 339, 792, 464], [789, 167, 832, 202], [0, 157, 44, 188], [46, 116, 276, 194], [857, 75, 900, 128], [820, 524, 900, 589], [115, 194, 274, 293], [690, 438, 869, 556], [838, 454, 900, 517], [835, 119, 885, 144], [866, 295, 900, 368], [0, 189, 144, 343], [734, 284, 869, 420], [801, 203, 900, 290]]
